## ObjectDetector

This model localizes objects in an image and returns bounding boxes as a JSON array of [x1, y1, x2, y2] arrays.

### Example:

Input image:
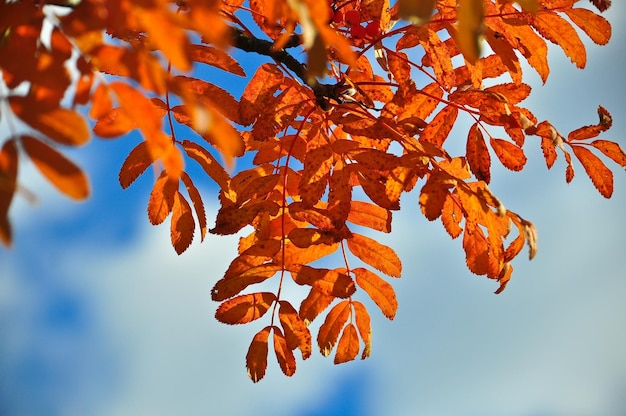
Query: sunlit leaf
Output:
[[354, 267, 398, 319], [170, 191, 195, 254], [21, 136, 89, 200], [246, 326, 270, 383], [317, 300, 351, 357], [215, 292, 276, 325], [334, 323, 360, 364], [273, 326, 297, 376], [347, 233, 402, 277]]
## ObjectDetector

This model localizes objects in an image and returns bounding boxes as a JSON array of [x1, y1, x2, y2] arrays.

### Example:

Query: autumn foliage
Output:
[[0, 0, 623, 381]]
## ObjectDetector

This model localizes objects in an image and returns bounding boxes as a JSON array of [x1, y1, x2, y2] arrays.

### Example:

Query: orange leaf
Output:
[[299, 287, 335, 325], [563, 8, 611, 46], [279, 240, 339, 268], [334, 323, 360, 364], [187, 44, 245, 76], [288, 228, 343, 248], [441, 193, 463, 239], [147, 171, 178, 225], [327, 167, 352, 227], [246, 326, 270, 383], [119, 141, 154, 189], [347, 233, 402, 277], [455, 0, 484, 63], [532, 10, 586, 69], [0, 139, 18, 246], [317, 300, 351, 357], [347, 200, 392, 233], [416, 27, 455, 90], [299, 143, 333, 206], [352, 301, 371, 359], [273, 327, 297, 376], [211, 200, 280, 235], [182, 140, 230, 190], [420, 105, 458, 147], [21, 136, 89, 200], [279, 301, 312, 359], [172, 75, 240, 124], [489, 138, 527, 171], [170, 191, 195, 254], [590, 140, 626, 167], [571, 145, 613, 198], [466, 123, 491, 183], [419, 177, 452, 221], [239, 64, 284, 126], [215, 292, 276, 325], [463, 223, 490, 276], [10, 96, 89, 146], [89, 83, 113, 120], [180, 172, 207, 241], [387, 51, 411, 84], [290, 265, 356, 298], [494, 263, 513, 295], [397, 0, 435, 24], [212, 264, 281, 301], [93, 107, 136, 138], [354, 267, 398, 319]]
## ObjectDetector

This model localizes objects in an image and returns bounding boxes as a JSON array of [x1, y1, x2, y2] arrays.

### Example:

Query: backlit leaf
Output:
[[246, 326, 270, 383], [590, 140, 626, 167], [352, 301, 372, 359], [489, 138, 527, 171], [563, 8, 611, 46], [21, 136, 89, 200], [571, 145, 613, 198], [299, 287, 335, 325], [334, 323, 360, 364], [279, 301, 312, 359], [0, 139, 18, 246], [441, 193, 464, 239], [456, 0, 484, 63], [10, 96, 89, 146], [354, 267, 398, 319], [290, 265, 356, 298], [532, 10, 586, 68], [147, 170, 178, 225], [182, 140, 230, 190], [215, 292, 276, 325], [212, 264, 281, 301], [273, 327, 296, 376], [187, 44, 245, 76], [180, 172, 207, 241], [170, 191, 195, 254], [398, 0, 435, 25], [466, 123, 491, 183], [347, 201, 392, 233], [318, 300, 351, 357], [347, 233, 402, 277], [420, 105, 458, 147], [119, 141, 154, 189]]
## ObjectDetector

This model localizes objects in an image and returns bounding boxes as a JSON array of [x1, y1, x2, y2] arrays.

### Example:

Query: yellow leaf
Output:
[[21, 136, 89, 200]]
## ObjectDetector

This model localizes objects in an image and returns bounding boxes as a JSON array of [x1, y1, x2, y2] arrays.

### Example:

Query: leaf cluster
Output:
[[0, 0, 623, 380]]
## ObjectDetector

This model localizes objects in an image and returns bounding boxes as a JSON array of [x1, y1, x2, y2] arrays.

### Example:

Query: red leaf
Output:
[[0, 139, 18, 246], [246, 326, 270, 383], [215, 292, 276, 325]]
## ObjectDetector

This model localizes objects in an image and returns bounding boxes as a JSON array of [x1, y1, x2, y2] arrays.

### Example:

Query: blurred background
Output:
[[1, 3, 625, 415]]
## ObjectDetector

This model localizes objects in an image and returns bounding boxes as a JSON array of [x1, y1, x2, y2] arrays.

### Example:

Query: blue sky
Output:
[[1, 4, 626, 415]]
